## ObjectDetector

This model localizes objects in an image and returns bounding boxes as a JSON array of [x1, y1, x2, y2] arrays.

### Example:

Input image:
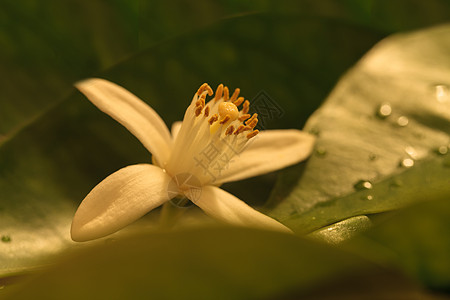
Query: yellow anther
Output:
[[214, 84, 223, 102], [219, 115, 231, 124], [195, 106, 203, 117], [208, 114, 218, 125], [233, 97, 245, 107], [223, 86, 229, 101], [204, 106, 210, 117], [246, 130, 259, 139], [196, 83, 213, 96], [242, 100, 250, 114], [225, 125, 235, 136], [245, 113, 258, 127], [218, 102, 239, 122], [234, 125, 246, 135], [238, 113, 251, 122], [206, 85, 213, 96], [230, 88, 240, 102]]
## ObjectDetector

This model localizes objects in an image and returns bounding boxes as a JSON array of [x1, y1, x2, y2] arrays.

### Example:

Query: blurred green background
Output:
[[1, 1, 450, 298]]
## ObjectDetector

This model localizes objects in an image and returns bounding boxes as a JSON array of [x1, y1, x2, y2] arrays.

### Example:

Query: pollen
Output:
[[242, 100, 250, 114], [246, 129, 259, 139], [233, 125, 246, 135], [223, 86, 229, 101], [214, 84, 223, 101], [225, 125, 235, 136], [219, 115, 231, 124], [245, 113, 258, 128], [197, 83, 213, 96], [238, 113, 251, 122], [230, 88, 240, 102], [208, 114, 218, 125], [233, 97, 245, 106]]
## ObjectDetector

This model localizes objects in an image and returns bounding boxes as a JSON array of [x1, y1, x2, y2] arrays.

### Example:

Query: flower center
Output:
[[165, 83, 259, 186]]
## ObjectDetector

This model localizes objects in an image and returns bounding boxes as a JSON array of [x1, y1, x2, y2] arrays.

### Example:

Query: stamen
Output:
[[204, 106, 210, 117], [219, 115, 230, 124], [234, 125, 246, 135], [196, 83, 213, 96], [245, 113, 258, 127], [245, 117, 258, 129], [195, 106, 203, 117], [214, 84, 223, 102], [242, 100, 250, 114], [208, 114, 218, 125], [230, 88, 240, 102], [196, 83, 208, 95], [225, 125, 235, 136], [233, 97, 245, 106], [195, 96, 205, 107], [223, 86, 229, 101], [238, 113, 251, 122], [206, 85, 213, 96], [247, 130, 259, 139]]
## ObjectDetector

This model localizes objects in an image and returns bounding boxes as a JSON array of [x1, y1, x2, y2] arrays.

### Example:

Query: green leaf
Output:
[[0, 0, 138, 137], [0, 228, 425, 299], [267, 24, 450, 234], [344, 196, 450, 291]]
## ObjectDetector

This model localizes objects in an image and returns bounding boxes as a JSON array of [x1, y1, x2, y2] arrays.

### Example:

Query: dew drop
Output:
[[315, 146, 327, 157], [354, 180, 373, 190], [396, 116, 409, 127], [376, 103, 392, 119], [436, 145, 449, 155], [404, 146, 418, 159], [361, 195, 373, 201], [435, 84, 450, 103], [1, 235, 11, 243], [400, 158, 414, 168]]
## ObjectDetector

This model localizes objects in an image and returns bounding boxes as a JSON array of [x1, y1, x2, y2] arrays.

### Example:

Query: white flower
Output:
[[71, 78, 315, 241]]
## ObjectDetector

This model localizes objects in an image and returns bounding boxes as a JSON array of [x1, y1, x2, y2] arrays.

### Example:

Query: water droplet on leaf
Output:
[[354, 180, 373, 190], [435, 84, 450, 103], [360, 195, 373, 201], [396, 116, 409, 127], [404, 146, 418, 159], [315, 146, 327, 157], [376, 103, 392, 119], [436, 145, 448, 155], [400, 158, 414, 168]]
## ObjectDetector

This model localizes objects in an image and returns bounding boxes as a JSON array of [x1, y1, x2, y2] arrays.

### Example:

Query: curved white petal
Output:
[[189, 185, 292, 233], [216, 129, 315, 184], [75, 78, 172, 165], [71, 164, 172, 242], [171, 121, 182, 141]]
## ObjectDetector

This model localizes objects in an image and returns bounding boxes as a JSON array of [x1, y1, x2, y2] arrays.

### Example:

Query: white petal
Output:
[[71, 164, 172, 241], [216, 129, 315, 184], [189, 185, 292, 233], [75, 78, 172, 165], [171, 121, 182, 140]]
